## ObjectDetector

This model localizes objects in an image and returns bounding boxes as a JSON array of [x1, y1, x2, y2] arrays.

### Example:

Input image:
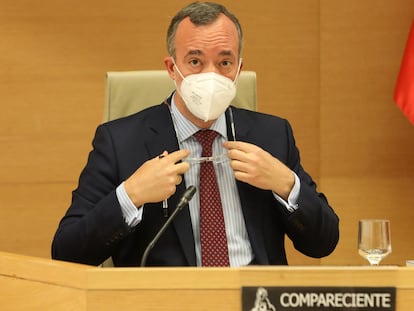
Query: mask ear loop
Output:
[[233, 58, 243, 85], [170, 57, 187, 101], [170, 57, 185, 80], [170, 56, 185, 84]]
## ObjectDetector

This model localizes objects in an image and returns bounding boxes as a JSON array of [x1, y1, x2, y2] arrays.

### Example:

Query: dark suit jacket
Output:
[[52, 102, 339, 266]]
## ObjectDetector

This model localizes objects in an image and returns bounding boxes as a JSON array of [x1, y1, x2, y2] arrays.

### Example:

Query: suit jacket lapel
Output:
[[144, 102, 197, 266]]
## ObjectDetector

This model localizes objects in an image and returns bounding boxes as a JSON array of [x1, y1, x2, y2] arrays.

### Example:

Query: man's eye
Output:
[[190, 59, 200, 66], [222, 60, 232, 67]]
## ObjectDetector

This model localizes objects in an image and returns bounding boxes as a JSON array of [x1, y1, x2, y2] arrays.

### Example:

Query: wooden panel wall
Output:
[[0, 0, 413, 266], [319, 0, 414, 266]]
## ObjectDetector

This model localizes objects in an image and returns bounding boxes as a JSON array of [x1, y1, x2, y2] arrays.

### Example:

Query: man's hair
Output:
[[167, 2, 243, 58]]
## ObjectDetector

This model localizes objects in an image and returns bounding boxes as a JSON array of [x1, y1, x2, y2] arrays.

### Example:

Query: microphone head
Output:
[[177, 185, 197, 209], [184, 185, 196, 200]]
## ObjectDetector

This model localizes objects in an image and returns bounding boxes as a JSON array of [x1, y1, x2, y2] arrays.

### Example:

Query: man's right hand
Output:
[[124, 149, 190, 207]]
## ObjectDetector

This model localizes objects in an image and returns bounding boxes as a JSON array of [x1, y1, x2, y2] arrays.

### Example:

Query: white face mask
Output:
[[172, 59, 241, 121]]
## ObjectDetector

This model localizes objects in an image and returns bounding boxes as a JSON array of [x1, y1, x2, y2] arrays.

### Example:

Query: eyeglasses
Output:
[[185, 153, 229, 164]]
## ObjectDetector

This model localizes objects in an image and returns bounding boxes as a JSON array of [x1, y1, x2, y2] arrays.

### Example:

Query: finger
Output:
[[230, 159, 251, 174], [233, 170, 250, 183], [158, 150, 169, 159], [173, 161, 190, 175], [223, 141, 255, 153], [227, 148, 248, 162], [164, 149, 190, 164]]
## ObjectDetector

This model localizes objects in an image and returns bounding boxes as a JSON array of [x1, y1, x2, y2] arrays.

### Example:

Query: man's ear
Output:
[[163, 56, 176, 80]]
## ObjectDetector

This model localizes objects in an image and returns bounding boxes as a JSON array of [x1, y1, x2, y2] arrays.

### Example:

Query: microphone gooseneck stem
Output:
[[140, 185, 196, 267]]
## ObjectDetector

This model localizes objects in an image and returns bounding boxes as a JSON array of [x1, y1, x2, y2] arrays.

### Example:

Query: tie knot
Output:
[[194, 130, 218, 157]]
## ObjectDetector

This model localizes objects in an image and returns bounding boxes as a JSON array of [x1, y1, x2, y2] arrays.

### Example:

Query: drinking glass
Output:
[[358, 219, 391, 266]]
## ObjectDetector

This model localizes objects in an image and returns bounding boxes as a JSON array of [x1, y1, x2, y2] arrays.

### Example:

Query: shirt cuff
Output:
[[116, 182, 143, 227], [273, 172, 300, 213]]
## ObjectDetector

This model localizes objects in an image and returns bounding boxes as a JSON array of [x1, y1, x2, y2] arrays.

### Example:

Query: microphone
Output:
[[140, 185, 196, 267]]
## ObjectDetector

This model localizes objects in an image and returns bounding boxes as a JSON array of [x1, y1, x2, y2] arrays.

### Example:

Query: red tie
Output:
[[194, 130, 230, 267]]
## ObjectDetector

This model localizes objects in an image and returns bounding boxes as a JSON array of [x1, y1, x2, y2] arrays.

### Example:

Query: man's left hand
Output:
[[223, 141, 294, 200]]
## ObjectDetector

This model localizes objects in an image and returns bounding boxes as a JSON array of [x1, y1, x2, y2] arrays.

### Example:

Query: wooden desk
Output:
[[1, 252, 413, 310]]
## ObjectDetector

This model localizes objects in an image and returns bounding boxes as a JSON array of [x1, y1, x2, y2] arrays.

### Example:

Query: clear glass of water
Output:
[[358, 219, 392, 266]]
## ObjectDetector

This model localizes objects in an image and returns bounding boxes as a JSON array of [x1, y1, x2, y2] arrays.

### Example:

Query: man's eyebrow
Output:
[[185, 50, 203, 57], [184, 50, 235, 57], [219, 50, 235, 57]]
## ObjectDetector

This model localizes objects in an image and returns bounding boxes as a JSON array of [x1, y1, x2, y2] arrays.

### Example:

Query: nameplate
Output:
[[242, 286, 396, 311]]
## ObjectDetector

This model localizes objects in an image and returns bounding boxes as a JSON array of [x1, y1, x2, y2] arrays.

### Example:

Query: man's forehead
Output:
[[175, 16, 239, 58], [177, 14, 238, 35]]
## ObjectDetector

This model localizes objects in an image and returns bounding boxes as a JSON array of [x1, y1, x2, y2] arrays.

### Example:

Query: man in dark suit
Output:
[[52, 2, 339, 267]]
